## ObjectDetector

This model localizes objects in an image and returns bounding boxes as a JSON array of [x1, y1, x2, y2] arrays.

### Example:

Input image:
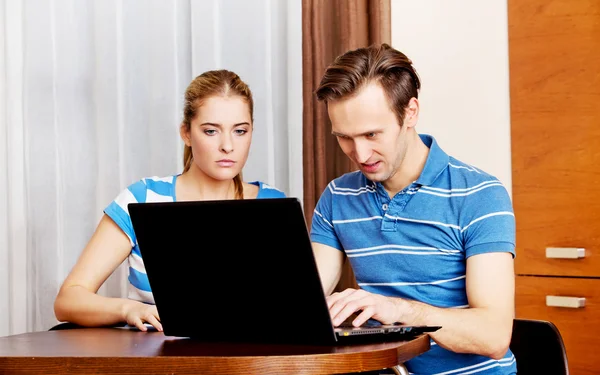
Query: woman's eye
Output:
[[235, 129, 248, 135], [366, 132, 376, 138], [204, 129, 217, 135]]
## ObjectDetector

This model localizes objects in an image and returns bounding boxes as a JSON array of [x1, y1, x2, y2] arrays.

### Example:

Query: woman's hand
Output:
[[122, 300, 163, 332]]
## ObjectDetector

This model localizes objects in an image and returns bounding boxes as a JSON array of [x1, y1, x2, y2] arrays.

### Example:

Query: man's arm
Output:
[[312, 242, 346, 296], [328, 251, 514, 360], [401, 252, 514, 359]]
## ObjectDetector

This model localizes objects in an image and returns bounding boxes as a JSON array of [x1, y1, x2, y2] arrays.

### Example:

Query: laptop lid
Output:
[[128, 198, 439, 345]]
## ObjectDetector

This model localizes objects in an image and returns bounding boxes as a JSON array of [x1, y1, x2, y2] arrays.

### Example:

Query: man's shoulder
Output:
[[315, 172, 375, 206], [328, 171, 370, 190], [435, 157, 512, 213], [440, 156, 504, 188]]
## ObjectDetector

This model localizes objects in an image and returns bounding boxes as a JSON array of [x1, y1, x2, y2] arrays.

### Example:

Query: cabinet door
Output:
[[516, 276, 600, 375], [509, 0, 600, 277]]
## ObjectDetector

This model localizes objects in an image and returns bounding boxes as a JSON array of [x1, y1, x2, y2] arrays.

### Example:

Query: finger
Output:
[[325, 288, 355, 308], [132, 318, 147, 332], [332, 299, 365, 326], [144, 314, 163, 332], [329, 290, 364, 321], [353, 306, 376, 327]]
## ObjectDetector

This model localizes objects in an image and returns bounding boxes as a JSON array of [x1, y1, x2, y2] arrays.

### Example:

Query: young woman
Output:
[[54, 70, 286, 331]]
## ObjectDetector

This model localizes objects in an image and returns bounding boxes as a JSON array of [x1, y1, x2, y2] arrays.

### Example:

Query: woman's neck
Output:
[[176, 165, 236, 201]]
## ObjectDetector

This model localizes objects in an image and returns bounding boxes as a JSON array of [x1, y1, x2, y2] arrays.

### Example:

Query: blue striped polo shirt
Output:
[[104, 175, 286, 304], [310, 134, 517, 375]]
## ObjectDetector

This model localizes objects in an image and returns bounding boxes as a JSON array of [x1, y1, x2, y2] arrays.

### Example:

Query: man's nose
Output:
[[354, 140, 371, 164]]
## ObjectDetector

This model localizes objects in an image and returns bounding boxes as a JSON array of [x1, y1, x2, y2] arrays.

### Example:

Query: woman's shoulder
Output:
[[246, 181, 287, 199], [139, 175, 178, 185], [118, 175, 178, 203]]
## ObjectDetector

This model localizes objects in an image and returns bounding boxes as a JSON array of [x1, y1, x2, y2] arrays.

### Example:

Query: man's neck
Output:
[[382, 133, 429, 197]]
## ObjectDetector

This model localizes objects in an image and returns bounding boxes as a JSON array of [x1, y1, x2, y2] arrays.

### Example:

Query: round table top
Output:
[[0, 327, 431, 374]]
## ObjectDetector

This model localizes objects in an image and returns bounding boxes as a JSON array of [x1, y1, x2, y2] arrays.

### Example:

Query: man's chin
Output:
[[360, 170, 386, 182]]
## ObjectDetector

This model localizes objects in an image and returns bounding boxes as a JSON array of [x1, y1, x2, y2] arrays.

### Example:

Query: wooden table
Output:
[[0, 327, 430, 374]]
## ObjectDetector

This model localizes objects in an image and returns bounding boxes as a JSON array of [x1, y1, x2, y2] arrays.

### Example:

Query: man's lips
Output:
[[361, 161, 380, 173]]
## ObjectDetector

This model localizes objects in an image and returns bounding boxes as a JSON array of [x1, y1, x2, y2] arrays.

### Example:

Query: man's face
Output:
[[327, 82, 411, 183]]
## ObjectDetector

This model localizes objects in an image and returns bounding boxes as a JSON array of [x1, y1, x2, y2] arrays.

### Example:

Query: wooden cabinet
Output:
[[516, 276, 600, 375], [509, 1, 600, 374]]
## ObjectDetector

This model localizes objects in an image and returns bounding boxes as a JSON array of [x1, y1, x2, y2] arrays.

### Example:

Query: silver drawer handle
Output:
[[545, 247, 585, 259], [546, 295, 586, 308]]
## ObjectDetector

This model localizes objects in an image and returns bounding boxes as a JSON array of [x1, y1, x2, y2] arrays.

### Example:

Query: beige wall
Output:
[[391, 0, 512, 195]]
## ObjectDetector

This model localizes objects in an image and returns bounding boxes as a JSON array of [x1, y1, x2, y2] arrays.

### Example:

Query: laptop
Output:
[[128, 197, 440, 345]]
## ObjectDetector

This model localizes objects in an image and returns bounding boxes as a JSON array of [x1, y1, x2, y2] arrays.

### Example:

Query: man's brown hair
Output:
[[315, 43, 421, 124]]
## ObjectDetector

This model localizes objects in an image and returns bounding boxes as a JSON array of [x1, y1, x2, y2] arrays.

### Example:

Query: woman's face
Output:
[[182, 95, 253, 181]]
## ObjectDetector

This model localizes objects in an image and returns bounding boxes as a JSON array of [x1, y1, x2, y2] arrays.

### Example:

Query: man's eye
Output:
[[366, 132, 376, 138], [204, 129, 217, 135]]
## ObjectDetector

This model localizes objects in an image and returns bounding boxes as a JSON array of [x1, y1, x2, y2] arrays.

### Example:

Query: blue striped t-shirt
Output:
[[104, 175, 286, 304], [310, 134, 517, 375]]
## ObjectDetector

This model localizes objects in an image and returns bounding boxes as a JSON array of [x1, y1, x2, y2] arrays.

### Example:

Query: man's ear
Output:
[[180, 124, 191, 146], [403, 97, 420, 129]]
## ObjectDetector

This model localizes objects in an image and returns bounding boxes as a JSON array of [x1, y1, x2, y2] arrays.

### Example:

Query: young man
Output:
[[310, 43, 517, 375]]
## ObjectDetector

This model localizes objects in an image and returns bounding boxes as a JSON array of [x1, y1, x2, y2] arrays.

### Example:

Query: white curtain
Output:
[[0, 0, 303, 337]]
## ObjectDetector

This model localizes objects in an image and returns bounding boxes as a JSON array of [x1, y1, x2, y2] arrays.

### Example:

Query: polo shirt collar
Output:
[[414, 134, 449, 187]]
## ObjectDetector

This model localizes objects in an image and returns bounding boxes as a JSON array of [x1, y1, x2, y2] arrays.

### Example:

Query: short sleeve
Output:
[[310, 183, 343, 250], [103, 179, 147, 247], [257, 182, 287, 198], [461, 183, 516, 258]]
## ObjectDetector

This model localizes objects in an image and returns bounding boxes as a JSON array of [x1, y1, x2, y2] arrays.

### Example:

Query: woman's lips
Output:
[[216, 160, 235, 167]]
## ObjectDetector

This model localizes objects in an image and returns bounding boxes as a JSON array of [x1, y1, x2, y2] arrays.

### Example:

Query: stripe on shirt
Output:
[[314, 209, 334, 228], [328, 181, 376, 195], [432, 355, 516, 375], [359, 275, 466, 287], [419, 182, 505, 197], [346, 244, 461, 256]]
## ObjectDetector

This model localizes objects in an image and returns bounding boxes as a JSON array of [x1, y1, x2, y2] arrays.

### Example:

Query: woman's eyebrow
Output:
[[200, 122, 250, 127]]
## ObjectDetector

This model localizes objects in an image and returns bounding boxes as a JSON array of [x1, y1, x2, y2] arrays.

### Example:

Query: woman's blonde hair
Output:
[[181, 70, 254, 199]]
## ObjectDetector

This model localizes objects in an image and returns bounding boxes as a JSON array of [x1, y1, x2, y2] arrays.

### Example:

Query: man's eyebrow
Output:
[[332, 129, 380, 137], [332, 131, 348, 137]]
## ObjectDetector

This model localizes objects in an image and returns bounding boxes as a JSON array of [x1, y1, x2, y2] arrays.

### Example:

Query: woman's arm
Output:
[[54, 214, 161, 331]]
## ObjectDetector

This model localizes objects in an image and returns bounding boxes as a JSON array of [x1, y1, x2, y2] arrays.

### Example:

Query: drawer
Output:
[[516, 276, 600, 375], [515, 242, 600, 277]]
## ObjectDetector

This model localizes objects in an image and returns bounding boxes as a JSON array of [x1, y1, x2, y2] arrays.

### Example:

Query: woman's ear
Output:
[[180, 123, 191, 146]]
